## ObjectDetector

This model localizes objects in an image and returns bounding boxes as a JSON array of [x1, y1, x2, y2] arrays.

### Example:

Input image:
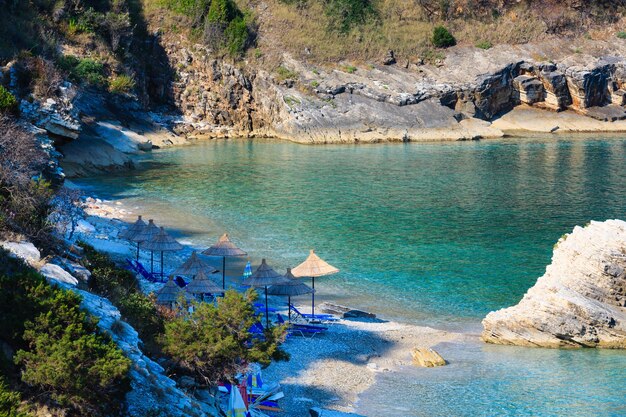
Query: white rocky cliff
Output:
[[482, 219, 626, 348]]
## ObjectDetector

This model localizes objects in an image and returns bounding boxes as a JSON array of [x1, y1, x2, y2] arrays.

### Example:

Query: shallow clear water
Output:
[[74, 136, 626, 416]]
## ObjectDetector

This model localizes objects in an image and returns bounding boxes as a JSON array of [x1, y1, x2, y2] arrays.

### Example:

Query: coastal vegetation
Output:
[[162, 290, 289, 385], [0, 251, 130, 416]]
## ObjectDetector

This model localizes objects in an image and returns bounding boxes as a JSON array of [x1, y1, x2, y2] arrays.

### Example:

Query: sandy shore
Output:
[[73, 195, 472, 416]]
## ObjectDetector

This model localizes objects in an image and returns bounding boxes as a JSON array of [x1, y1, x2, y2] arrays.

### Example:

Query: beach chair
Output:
[[135, 261, 162, 283], [289, 304, 339, 324], [276, 314, 327, 338]]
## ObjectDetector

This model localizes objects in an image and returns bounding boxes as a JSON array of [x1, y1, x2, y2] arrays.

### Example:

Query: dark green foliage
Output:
[[162, 289, 289, 384], [0, 251, 130, 415], [57, 56, 107, 86], [324, 0, 377, 33], [0, 87, 18, 114], [618, 31, 626, 39], [15, 291, 130, 412], [206, 0, 238, 23], [432, 25, 456, 48], [0, 377, 31, 417], [224, 16, 250, 56]]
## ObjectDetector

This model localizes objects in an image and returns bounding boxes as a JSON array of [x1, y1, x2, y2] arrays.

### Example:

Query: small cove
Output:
[[73, 135, 626, 416]]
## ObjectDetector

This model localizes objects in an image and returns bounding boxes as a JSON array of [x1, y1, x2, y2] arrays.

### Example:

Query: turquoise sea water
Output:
[[74, 136, 626, 416]]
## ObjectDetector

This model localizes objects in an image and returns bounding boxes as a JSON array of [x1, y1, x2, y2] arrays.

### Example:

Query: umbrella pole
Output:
[[288, 296, 291, 323], [312, 277, 315, 316], [160, 251, 164, 279], [265, 286, 269, 328], [222, 256, 226, 289], [150, 251, 154, 274], [136, 242, 140, 261]]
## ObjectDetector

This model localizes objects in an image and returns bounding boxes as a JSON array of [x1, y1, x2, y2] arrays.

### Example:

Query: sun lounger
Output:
[[289, 304, 339, 324], [276, 314, 327, 338]]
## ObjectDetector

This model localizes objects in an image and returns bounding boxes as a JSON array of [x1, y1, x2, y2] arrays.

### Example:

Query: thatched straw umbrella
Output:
[[185, 269, 224, 300], [155, 276, 191, 308], [141, 227, 183, 279], [120, 215, 146, 261], [268, 268, 314, 322], [292, 250, 339, 316], [242, 259, 288, 327], [202, 233, 247, 290], [132, 219, 159, 272], [172, 251, 218, 281]]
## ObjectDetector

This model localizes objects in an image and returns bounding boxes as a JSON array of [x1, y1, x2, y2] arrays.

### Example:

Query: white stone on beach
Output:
[[482, 219, 626, 348]]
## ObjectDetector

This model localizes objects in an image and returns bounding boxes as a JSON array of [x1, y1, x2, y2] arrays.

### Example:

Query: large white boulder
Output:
[[482, 220, 626, 348], [40, 263, 79, 286], [0, 240, 41, 266]]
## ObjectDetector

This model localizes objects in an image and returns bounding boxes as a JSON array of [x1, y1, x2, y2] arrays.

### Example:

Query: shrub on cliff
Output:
[[162, 289, 289, 385], [432, 25, 456, 48], [15, 289, 131, 412], [0, 86, 18, 114], [109, 74, 136, 94], [58, 56, 106, 87], [325, 0, 377, 34], [0, 377, 32, 417], [0, 251, 130, 415]]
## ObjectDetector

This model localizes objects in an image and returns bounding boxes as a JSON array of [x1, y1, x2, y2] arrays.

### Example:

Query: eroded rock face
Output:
[[482, 220, 626, 348]]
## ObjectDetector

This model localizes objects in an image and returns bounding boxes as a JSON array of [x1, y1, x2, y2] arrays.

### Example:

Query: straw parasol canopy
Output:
[[132, 219, 159, 243], [242, 259, 288, 326], [172, 251, 218, 278], [141, 227, 184, 278], [120, 216, 147, 260], [292, 250, 339, 316], [268, 268, 314, 322], [155, 276, 190, 307], [202, 233, 247, 289], [185, 269, 224, 297], [132, 219, 160, 271], [120, 215, 146, 240]]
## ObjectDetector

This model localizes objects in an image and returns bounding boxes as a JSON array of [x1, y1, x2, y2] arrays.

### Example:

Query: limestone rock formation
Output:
[[482, 220, 626, 348], [411, 347, 447, 367]]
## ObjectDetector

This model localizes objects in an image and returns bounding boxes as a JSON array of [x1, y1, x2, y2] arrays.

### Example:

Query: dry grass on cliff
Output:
[[239, 0, 622, 64]]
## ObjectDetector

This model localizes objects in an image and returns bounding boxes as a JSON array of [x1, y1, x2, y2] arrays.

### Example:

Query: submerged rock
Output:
[[411, 347, 447, 367], [482, 220, 626, 348]]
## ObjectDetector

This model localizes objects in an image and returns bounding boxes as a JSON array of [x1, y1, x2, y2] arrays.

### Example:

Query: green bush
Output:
[[0, 251, 130, 414], [325, 0, 377, 34], [225, 16, 249, 56], [58, 56, 106, 86], [475, 40, 492, 50], [617, 31, 626, 39], [109, 74, 136, 94], [162, 290, 288, 384], [0, 377, 31, 417], [343, 65, 357, 73], [432, 25, 456, 48], [0, 86, 18, 113], [207, 0, 238, 23], [15, 290, 130, 410]]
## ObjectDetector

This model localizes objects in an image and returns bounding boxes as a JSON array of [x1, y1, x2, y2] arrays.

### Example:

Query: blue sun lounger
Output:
[[276, 314, 328, 337], [289, 304, 339, 324]]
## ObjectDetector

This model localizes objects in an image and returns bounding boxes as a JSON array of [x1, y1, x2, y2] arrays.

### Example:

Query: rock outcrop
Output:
[[482, 220, 626, 348]]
